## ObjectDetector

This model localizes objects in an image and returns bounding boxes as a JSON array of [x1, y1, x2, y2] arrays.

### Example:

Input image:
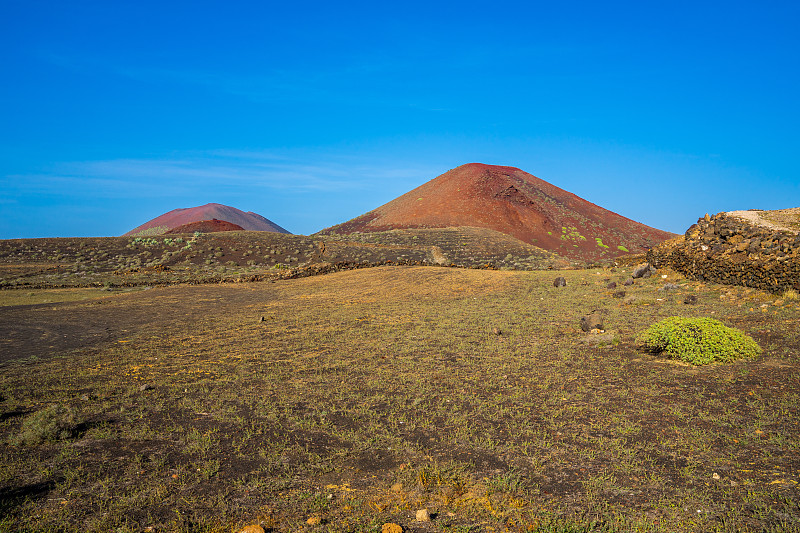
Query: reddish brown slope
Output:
[[321, 163, 673, 261], [164, 219, 245, 234], [124, 203, 290, 236]]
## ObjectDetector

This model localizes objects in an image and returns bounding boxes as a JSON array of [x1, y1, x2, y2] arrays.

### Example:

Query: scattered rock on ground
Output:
[[382, 524, 403, 533], [139, 384, 154, 392], [239, 525, 265, 533], [416, 509, 431, 522], [683, 294, 698, 305], [580, 310, 605, 332], [553, 276, 567, 287], [633, 263, 655, 279], [612, 290, 626, 298], [606, 281, 617, 289], [491, 327, 502, 336], [660, 283, 681, 291], [623, 296, 638, 305], [623, 277, 635, 286]]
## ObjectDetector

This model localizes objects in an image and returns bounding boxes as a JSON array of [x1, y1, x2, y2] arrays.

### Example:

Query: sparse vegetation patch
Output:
[[11, 404, 77, 445], [0, 243, 798, 532]]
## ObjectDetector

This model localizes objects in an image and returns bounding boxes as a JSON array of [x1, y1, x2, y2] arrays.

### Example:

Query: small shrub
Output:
[[13, 404, 77, 445], [638, 317, 761, 365], [783, 289, 798, 301], [485, 469, 527, 496]]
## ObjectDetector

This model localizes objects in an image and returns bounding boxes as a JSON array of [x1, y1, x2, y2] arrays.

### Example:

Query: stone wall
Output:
[[647, 212, 800, 293]]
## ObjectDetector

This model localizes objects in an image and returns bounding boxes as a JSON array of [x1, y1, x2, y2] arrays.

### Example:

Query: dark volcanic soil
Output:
[[0, 285, 278, 363]]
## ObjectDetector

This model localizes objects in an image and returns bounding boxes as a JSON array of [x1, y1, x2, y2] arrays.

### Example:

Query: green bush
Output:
[[12, 404, 76, 445], [638, 316, 762, 365]]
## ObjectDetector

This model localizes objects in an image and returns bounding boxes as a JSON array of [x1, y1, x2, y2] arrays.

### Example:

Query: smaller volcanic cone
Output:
[[124, 203, 290, 236]]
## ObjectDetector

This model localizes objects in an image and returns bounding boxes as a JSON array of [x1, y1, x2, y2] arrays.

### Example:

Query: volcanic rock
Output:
[[582, 331, 616, 346], [648, 208, 800, 293], [580, 311, 605, 332], [632, 263, 654, 279], [553, 276, 567, 287]]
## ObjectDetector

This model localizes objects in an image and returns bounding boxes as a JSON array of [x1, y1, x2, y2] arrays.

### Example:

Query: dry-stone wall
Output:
[[647, 212, 800, 293]]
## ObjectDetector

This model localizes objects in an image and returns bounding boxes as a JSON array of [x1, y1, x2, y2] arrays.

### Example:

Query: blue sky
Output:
[[2, 1, 798, 238]]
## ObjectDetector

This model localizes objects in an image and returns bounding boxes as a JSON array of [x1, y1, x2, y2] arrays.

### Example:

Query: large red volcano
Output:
[[124, 203, 290, 236], [321, 163, 672, 261]]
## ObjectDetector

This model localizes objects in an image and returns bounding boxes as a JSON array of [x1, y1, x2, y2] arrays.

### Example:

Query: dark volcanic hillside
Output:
[[124, 203, 289, 236], [320, 163, 673, 261]]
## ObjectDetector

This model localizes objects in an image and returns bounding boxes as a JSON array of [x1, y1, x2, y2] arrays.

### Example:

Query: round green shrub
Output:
[[638, 316, 762, 365]]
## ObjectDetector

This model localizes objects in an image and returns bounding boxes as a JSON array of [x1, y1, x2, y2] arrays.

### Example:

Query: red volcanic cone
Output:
[[321, 163, 672, 261]]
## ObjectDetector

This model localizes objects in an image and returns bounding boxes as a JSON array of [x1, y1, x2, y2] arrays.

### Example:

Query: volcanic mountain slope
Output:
[[164, 219, 245, 234], [124, 203, 290, 236], [320, 163, 673, 261]]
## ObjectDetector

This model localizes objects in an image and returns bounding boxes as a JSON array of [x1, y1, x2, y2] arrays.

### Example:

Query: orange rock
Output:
[[239, 525, 265, 533]]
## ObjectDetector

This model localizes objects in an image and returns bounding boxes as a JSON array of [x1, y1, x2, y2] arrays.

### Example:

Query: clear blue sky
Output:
[[2, 0, 798, 238]]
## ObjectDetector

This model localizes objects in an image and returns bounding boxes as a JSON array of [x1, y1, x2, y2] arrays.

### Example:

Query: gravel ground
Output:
[[725, 207, 800, 233]]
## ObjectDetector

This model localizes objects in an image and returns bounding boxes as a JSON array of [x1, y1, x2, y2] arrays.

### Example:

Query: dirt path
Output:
[[726, 207, 800, 233]]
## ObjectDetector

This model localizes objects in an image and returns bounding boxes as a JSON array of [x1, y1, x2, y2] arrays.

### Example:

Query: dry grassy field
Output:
[[1, 265, 799, 532]]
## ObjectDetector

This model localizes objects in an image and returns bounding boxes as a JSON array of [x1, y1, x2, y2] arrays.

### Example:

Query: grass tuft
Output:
[[12, 404, 77, 445]]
